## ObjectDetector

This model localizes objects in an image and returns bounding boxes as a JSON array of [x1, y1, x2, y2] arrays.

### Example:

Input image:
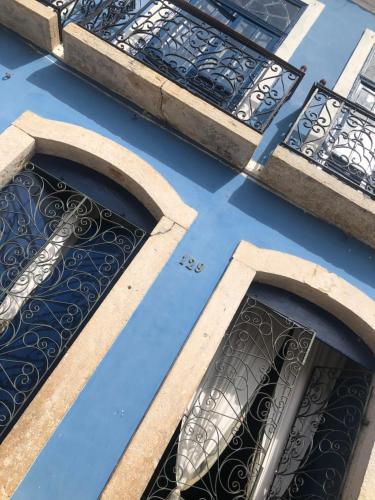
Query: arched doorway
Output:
[[0, 154, 156, 442], [0, 111, 197, 497], [143, 283, 373, 499], [105, 241, 375, 500]]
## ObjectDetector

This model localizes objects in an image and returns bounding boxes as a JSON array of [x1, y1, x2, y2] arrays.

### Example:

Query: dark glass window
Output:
[[230, 0, 302, 31], [189, 0, 306, 51]]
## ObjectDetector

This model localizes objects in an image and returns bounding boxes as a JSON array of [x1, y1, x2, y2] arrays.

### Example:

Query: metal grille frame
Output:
[[143, 295, 315, 499], [269, 366, 372, 500], [0, 162, 148, 442]]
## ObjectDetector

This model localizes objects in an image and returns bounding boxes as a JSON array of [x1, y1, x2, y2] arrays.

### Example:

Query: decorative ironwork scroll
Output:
[[284, 83, 375, 197], [268, 366, 372, 500], [143, 296, 314, 499], [37, 0, 303, 131], [38, 0, 109, 27], [78, 0, 304, 132], [0, 163, 147, 441]]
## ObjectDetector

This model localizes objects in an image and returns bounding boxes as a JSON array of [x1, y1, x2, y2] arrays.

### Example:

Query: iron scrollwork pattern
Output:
[[0, 163, 147, 441], [38, 0, 107, 27], [78, 0, 304, 132], [143, 296, 314, 499], [284, 83, 375, 197], [268, 366, 372, 500], [37, 0, 303, 131]]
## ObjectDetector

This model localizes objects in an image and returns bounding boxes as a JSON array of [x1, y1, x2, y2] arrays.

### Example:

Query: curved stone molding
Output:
[[234, 242, 375, 352], [0, 111, 197, 498], [103, 240, 375, 499], [12, 111, 196, 228]]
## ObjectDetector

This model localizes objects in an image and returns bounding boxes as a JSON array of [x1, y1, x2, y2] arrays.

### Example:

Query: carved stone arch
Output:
[[3, 111, 195, 226], [0, 111, 197, 498], [234, 242, 375, 353], [104, 241, 375, 500]]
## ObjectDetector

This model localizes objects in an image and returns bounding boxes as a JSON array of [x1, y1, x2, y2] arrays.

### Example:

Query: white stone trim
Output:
[[103, 241, 375, 499], [275, 0, 325, 61], [0, 111, 197, 498], [334, 28, 375, 97]]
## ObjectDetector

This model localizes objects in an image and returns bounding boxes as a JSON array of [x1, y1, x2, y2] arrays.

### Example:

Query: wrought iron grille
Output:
[[284, 83, 375, 197], [0, 163, 147, 441], [143, 295, 315, 499], [77, 0, 304, 132], [38, 0, 141, 29], [269, 366, 372, 500]]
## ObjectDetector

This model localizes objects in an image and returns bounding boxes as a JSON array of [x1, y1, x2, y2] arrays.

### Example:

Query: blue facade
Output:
[[1, 0, 375, 497]]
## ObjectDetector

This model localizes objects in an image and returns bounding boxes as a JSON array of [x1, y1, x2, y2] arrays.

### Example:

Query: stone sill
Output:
[[62, 23, 261, 169], [246, 145, 375, 250], [0, 0, 60, 52]]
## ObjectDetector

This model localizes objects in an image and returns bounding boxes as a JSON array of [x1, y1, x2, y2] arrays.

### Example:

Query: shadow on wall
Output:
[[228, 176, 375, 290], [0, 26, 42, 70], [26, 62, 237, 193]]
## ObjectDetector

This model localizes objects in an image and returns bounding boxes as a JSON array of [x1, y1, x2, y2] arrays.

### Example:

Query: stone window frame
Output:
[[102, 240, 375, 500], [334, 28, 375, 97], [274, 0, 324, 61], [0, 111, 197, 498]]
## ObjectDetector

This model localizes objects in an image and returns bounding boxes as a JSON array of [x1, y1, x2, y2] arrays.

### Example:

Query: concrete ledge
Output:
[[63, 23, 167, 119], [161, 80, 260, 168], [0, 0, 60, 52], [63, 23, 260, 168], [246, 146, 375, 250]]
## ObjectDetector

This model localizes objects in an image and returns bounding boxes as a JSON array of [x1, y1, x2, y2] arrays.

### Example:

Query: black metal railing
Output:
[[78, 0, 305, 132], [38, 0, 136, 39], [284, 83, 375, 197], [143, 294, 372, 499], [38, 0, 304, 133]]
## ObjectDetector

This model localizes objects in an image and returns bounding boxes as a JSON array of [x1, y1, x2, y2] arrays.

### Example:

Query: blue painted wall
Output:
[[1, 0, 375, 497]]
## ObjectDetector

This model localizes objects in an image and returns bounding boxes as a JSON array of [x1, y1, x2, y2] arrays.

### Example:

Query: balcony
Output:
[[285, 83, 375, 198], [0, 0, 304, 167], [77, 0, 304, 134], [247, 83, 375, 249]]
